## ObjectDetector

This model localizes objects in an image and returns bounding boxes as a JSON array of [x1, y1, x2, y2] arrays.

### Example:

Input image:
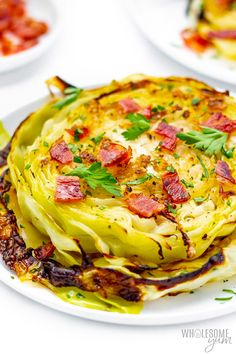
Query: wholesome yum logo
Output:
[[181, 328, 232, 352]]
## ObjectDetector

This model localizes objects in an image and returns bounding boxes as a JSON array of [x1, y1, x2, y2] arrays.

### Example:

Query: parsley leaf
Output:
[[122, 113, 150, 140], [66, 162, 122, 197], [176, 127, 230, 157], [54, 87, 83, 110]]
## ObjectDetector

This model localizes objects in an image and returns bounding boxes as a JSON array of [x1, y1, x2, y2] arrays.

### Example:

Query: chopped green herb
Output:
[[74, 128, 83, 142], [223, 146, 234, 158], [76, 293, 85, 299], [166, 165, 175, 173], [215, 296, 233, 301], [210, 168, 215, 175], [25, 163, 31, 170], [19, 224, 25, 229], [167, 204, 177, 215], [152, 105, 165, 112], [123, 173, 154, 186], [181, 179, 194, 188], [193, 196, 208, 203], [68, 143, 79, 154], [196, 155, 209, 178], [43, 141, 49, 147], [191, 98, 201, 105], [173, 153, 180, 159], [54, 87, 83, 110], [91, 132, 105, 144], [66, 162, 122, 197], [226, 199, 232, 207], [222, 289, 236, 295], [73, 156, 82, 163], [122, 113, 150, 140], [177, 127, 231, 157]]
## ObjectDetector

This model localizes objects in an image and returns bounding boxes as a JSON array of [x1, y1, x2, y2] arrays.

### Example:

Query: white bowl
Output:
[[0, 0, 59, 73]]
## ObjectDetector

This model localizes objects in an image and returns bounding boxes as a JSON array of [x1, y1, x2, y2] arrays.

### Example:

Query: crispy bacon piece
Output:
[[155, 122, 181, 151], [65, 127, 89, 141], [50, 140, 73, 164], [55, 176, 85, 202], [216, 161, 236, 184], [181, 29, 210, 53], [98, 140, 132, 167], [202, 112, 236, 133], [119, 98, 140, 113], [141, 106, 152, 119], [12, 18, 48, 40], [126, 193, 165, 218], [162, 171, 190, 203], [34, 242, 55, 261], [207, 30, 236, 40]]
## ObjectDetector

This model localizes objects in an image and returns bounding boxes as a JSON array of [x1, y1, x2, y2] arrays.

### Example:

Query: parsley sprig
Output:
[[66, 162, 122, 196], [122, 113, 150, 140], [176, 127, 234, 157], [54, 87, 83, 110]]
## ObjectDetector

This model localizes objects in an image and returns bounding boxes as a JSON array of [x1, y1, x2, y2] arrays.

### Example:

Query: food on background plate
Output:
[[0, 0, 48, 56], [1, 74, 236, 314], [182, 0, 236, 60]]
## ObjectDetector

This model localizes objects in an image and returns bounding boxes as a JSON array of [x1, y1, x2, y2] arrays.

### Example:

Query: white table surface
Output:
[[0, 1, 235, 353]]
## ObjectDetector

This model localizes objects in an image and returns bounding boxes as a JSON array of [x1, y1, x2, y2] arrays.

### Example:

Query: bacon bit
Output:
[[207, 30, 236, 40], [126, 193, 165, 218], [98, 141, 132, 167], [219, 185, 235, 198], [216, 161, 236, 184], [65, 127, 89, 140], [34, 242, 55, 261], [55, 176, 85, 202], [162, 171, 190, 203], [119, 98, 140, 113], [155, 122, 181, 151], [202, 112, 236, 133], [141, 106, 152, 119], [50, 140, 73, 164], [208, 97, 227, 111], [181, 29, 210, 53]]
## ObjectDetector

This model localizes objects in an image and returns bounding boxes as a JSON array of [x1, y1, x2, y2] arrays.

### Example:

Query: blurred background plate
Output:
[[0, 0, 59, 73], [127, 0, 236, 86]]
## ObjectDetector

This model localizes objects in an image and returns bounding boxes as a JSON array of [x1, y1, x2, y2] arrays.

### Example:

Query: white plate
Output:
[[0, 0, 59, 73], [1, 95, 236, 326], [127, 0, 236, 86]]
